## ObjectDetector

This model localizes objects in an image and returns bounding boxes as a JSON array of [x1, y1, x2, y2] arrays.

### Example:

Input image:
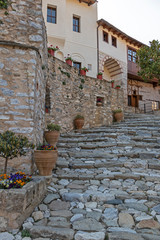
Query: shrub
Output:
[[74, 114, 84, 120], [0, 131, 34, 174], [113, 109, 122, 113], [47, 123, 61, 131]]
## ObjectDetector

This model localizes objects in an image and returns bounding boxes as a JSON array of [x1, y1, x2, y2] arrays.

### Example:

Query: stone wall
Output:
[[0, 177, 46, 231], [0, 0, 48, 173], [46, 57, 124, 132]]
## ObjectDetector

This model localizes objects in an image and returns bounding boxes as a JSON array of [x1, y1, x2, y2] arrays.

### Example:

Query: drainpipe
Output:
[[97, 24, 100, 73]]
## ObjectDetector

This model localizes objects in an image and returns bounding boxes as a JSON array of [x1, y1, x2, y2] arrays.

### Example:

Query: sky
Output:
[[98, 0, 160, 46]]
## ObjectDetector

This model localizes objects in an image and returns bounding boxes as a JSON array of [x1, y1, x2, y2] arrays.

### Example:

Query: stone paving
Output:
[[2, 113, 160, 240]]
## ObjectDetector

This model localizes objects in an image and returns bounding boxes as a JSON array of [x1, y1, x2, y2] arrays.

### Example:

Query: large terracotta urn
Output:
[[44, 131, 60, 147], [34, 150, 58, 176]]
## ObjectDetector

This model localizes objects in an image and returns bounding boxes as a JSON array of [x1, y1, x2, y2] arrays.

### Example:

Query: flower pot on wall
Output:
[[111, 82, 114, 88], [114, 112, 123, 122], [44, 131, 60, 147], [34, 150, 58, 176], [48, 49, 55, 56], [80, 70, 86, 76], [74, 118, 84, 129], [97, 74, 102, 80], [66, 59, 72, 66]]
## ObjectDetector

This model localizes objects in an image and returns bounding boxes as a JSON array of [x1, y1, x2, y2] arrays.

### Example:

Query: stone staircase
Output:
[[20, 113, 160, 240]]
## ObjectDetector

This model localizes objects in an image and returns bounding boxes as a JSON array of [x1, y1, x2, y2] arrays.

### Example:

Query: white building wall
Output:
[[42, 0, 98, 78]]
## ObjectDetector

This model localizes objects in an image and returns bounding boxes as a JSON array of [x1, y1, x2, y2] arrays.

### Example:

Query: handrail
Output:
[[138, 100, 159, 113]]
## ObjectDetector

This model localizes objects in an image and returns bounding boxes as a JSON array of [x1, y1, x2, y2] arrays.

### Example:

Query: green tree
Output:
[[0, 131, 34, 174], [136, 40, 160, 82]]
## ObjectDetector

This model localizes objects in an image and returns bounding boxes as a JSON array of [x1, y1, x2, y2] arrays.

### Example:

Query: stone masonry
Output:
[[46, 56, 124, 133], [0, 0, 48, 173], [3, 112, 160, 239]]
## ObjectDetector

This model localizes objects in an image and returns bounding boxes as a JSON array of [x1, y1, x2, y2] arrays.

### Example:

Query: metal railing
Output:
[[138, 100, 159, 114]]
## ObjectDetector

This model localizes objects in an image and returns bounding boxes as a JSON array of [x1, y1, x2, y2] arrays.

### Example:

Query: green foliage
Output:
[[113, 109, 122, 113], [0, 20, 3, 24], [81, 78, 85, 84], [47, 123, 61, 131], [136, 40, 160, 81], [0, 0, 8, 9], [21, 229, 31, 238], [75, 114, 84, 120], [0, 131, 34, 173], [62, 81, 66, 85], [79, 84, 83, 89]]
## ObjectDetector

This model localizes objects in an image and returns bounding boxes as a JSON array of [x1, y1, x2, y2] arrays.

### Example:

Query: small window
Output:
[[128, 48, 137, 63], [103, 31, 108, 43], [96, 96, 104, 106], [73, 16, 80, 32], [112, 36, 117, 47], [73, 61, 81, 73], [88, 64, 92, 70], [128, 95, 131, 106], [47, 6, 56, 24]]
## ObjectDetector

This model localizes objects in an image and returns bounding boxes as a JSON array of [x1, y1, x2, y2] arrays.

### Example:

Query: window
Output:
[[73, 16, 80, 32], [88, 64, 92, 70], [128, 48, 137, 63], [103, 31, 108, 43], [128, 95, 131, 106], [47, 6, 56, 24], [73, 61, 81, 73], [112, 36, 117, 47]]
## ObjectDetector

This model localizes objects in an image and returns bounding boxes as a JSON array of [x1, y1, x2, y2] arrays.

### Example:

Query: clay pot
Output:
[[34, 150, 58, 176], [114, 112, 123, 122], [97, 74, 102, 80], [97, 102, 102, 106], [80, 70, 86, 76], [111, 82, 114, 88], [48, 49, 55, 56], [44, 131, 60, 147], [66, 59, 72, 66], [74, 118, 84, 129]]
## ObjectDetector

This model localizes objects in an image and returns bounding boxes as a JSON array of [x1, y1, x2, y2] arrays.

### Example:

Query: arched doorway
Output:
[[102, 56, 123, 83]]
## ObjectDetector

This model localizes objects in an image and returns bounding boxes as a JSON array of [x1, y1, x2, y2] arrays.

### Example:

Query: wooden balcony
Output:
[[78, 0, 97, 6]]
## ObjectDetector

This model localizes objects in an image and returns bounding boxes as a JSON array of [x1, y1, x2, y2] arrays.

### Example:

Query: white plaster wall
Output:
[[42, 0, 98, 78], [99, 26, 127, 64]]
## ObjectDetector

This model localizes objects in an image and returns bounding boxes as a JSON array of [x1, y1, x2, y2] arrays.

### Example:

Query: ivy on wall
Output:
[[0, 0, 8, 9]]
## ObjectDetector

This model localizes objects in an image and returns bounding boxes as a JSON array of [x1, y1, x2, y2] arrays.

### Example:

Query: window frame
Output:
[[73, 15, 80, 33], [47, 6, 57, 24], [103, 31, 108, 43], [128, 47, 137, 63], [112, 36, 117, 48], [73, 61, 81, 73]]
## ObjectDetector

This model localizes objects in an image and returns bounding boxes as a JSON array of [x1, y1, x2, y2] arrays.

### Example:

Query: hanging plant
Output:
[[0, 0, 8, 9]]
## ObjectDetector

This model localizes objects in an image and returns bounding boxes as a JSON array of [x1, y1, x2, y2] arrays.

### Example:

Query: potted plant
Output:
[[48, 45, 59, 56], [115, 85, 121, 89], [80, 67, 88, 76], [65, 54, 73, 66], [113, 109, 123, 122], [111, 80, 114, 88], [34, 145, 58, 176], [44, 123, 61, 147], [97, 72, 103, 80], [97, 97, 103, 106], [0, 131, 34, 174], [74, 114, 84, 129]]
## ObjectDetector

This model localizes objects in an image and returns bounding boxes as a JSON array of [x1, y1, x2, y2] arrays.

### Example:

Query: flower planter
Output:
[[97, 74, 102, 80], [48, 49, 55, 56], [114, 112, 123, 122], [111, 82, 114, 88], [80, 69, 86, 76], [115, 86, 120, 89], [34, 150, 58, 176], [0, 177, 46, 231], [66, 59, 72, 66], [97, 102, 102, 106], [44, 131, 60, 147], [74, 118, 84, 129]]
